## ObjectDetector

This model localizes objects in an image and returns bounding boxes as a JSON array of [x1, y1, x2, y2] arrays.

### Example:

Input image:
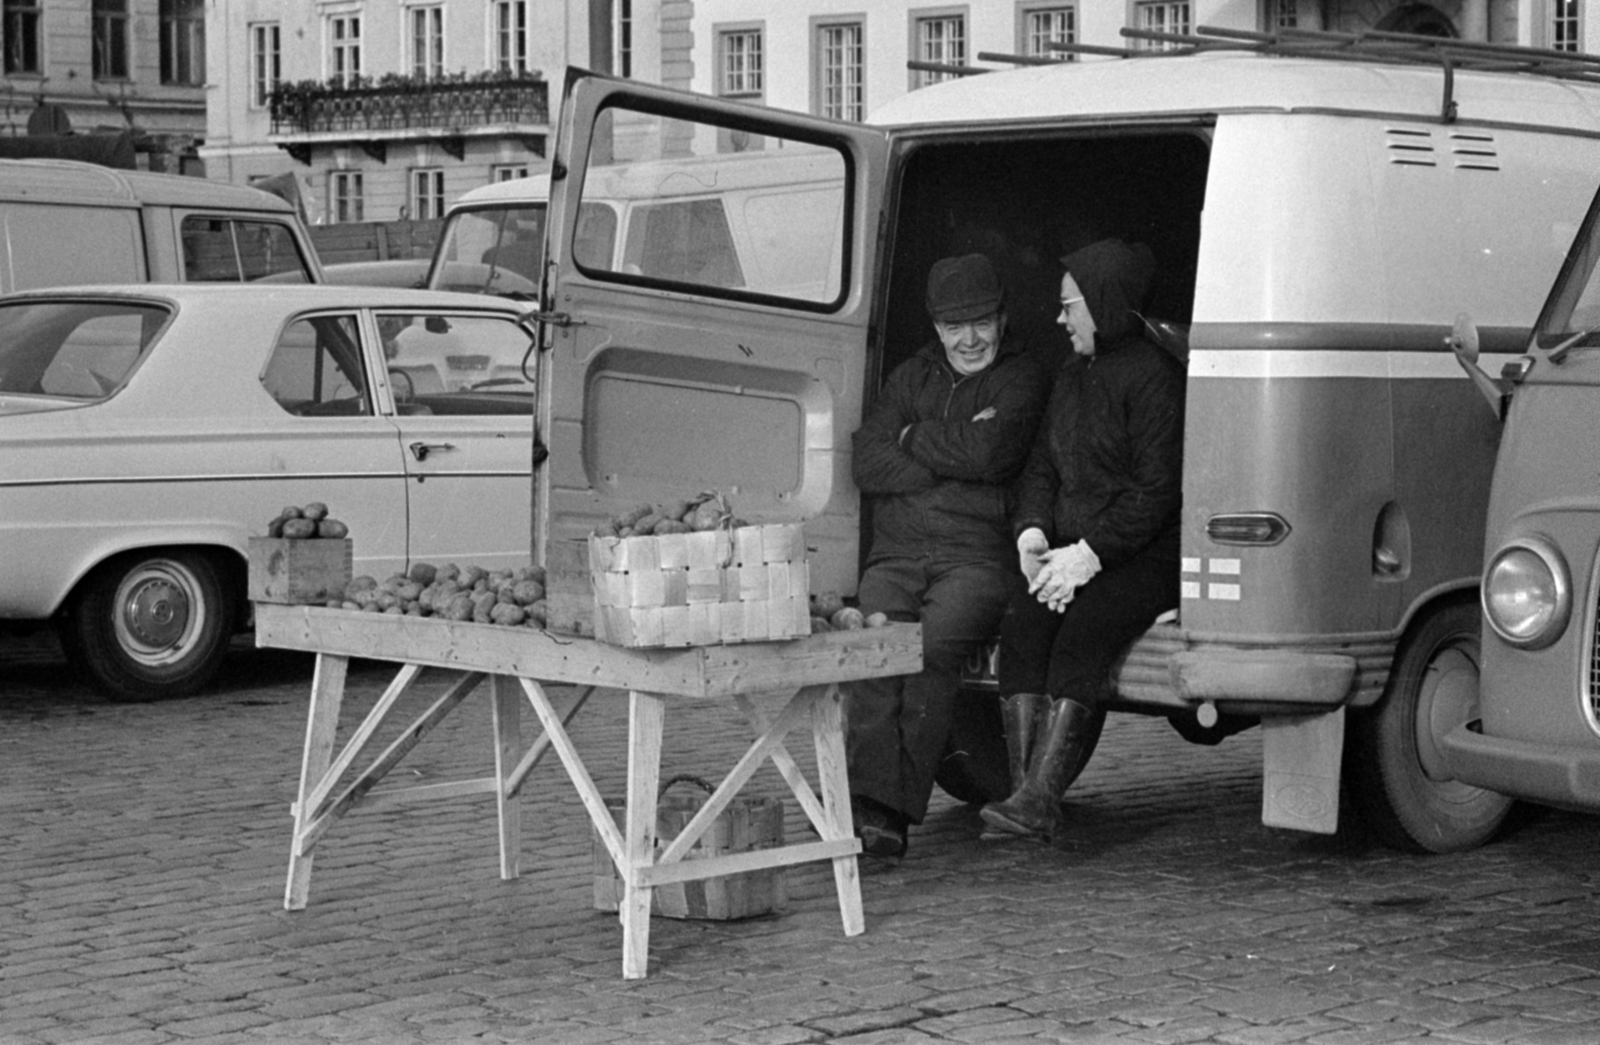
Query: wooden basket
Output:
[[247, 536, 352, 605], [592, 776, 787, 921], [587, 523, 810, 648]]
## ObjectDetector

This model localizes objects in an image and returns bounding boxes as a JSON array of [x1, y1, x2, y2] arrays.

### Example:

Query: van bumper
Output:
[[1440, 723, 1600, 809], [1169, 649, 1357, 709]]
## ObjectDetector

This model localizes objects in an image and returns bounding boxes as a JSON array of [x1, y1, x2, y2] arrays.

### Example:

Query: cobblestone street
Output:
[[5, 633, 1600, 1045]]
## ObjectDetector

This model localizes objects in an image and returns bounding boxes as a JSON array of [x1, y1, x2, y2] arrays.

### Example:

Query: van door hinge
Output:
[[525, 310, 581, 328]]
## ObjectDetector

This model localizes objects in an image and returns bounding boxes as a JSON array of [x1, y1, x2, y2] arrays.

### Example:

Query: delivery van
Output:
[[1440, 173, 1600, 816], [0, 158, 322, 288], [527, 28, 1600, 853]]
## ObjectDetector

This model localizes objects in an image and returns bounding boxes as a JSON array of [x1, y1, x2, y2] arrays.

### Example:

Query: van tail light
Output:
[[1206, 512, 1291, 546]]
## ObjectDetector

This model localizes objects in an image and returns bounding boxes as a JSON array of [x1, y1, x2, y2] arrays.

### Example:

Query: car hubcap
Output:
[[116, 565, 196, 660]]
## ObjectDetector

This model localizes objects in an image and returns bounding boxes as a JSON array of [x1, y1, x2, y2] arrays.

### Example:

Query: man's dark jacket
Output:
[[854, 335, 1048, 565], [1012, 241, 1184, 569]]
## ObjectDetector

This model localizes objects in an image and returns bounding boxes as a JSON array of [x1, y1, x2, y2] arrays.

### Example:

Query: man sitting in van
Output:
[[846, 253, 1050, 860]]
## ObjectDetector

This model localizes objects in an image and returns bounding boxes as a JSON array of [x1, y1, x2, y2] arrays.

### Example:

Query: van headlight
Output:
[[1482, 536, 1571, 650]]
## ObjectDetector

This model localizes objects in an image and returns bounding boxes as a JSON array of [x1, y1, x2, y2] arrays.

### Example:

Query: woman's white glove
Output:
[[1028, 540, 1101, 612], [1016, 528, 1049, 584]]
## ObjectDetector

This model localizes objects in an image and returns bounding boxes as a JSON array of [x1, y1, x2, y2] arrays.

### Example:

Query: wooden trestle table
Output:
[[254, 603, 922, 979]]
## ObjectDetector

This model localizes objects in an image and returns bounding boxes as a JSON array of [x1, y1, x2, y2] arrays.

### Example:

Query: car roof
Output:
[[0, 158, 296, 212], [0, 283, 531, 313], [870, 51, 1600, 131]]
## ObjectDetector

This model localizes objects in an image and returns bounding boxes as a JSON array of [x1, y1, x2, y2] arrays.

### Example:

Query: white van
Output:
[[528, 32, 1600, 853], [0, 158, 322, 288]]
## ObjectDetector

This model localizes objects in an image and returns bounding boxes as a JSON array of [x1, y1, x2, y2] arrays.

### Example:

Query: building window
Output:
[[1262, 0, 1297, 30], [329, 14, 362, 86], [1134, 1, 1190, 48], [409, 5, 443, 78], [493, 164, 530, 182], [1021, 4, 1075, 61], [718, 28, 763, 98], [92, 0, 129, 80], [1552, 0, 1581, 52], [332, 171, 364, 224], [615, 0, 633, 77], [251, 23, 281, 108], [3, 0, 40, 75], [412, 169, 446, 221], [816, 21, 864, 121], [493, 1, 527, 73], [160, 0, 204, 86], [913, 12, 966, 87]]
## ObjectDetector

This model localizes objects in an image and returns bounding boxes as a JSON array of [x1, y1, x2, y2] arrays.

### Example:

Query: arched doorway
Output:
[[1375, 3, 1458, 37]]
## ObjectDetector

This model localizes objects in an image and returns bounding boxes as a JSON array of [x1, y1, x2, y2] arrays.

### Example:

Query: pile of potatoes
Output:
[[592, 491, 746, 538], [333, 562, 549, 629], [808, 591, 890, 634], [266, 502, 349, 540]]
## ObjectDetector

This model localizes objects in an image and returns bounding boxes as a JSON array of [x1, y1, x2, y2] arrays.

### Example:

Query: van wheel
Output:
[[60, 549, 236, 702], [1346, 598, 1514, 853]]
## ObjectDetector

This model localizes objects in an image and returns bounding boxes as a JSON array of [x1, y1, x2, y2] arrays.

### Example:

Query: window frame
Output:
[[251, 22, 281, 109], [1131, 0, 1192, 49], [411, 168, 447, 221], [1016, 2, 1076, 61], [3, 0, 42, 77], [812, 16, 865, 122], [159, 0, 205, 87], [407, 3, 444, 79], [909, 7, 968, 90], [491, 0, 528, 74], [92, 0, 130, 81], [1550, 0, 1583, 53], [331, 170, 365, 225], [715, 23, 765, 100], [492, 164, 530, 183], [327, 11, 363, 87], [614, 0, 633, 78]]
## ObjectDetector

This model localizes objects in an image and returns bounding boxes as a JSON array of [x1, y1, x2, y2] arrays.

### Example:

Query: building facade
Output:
[[0, 0, 206, 172], [688, 1, 1594, 120]]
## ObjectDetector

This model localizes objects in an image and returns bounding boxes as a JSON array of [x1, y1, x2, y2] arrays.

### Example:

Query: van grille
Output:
[[1586, 551, 1600, 738], [1450, 131, 1500, 171], [1386, 128, 1436, 167]]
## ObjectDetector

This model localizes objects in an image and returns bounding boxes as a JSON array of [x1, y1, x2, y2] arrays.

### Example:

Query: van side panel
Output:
[[1182, 114, 1600, 662], [0, 203, 147, 292]]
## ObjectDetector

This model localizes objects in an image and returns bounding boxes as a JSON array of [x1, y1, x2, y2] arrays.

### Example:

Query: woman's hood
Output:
[[1061, 238, 1155, 346]]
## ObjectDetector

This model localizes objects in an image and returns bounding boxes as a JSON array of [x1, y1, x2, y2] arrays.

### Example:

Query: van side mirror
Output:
[[1447, 312, 1506, 415]]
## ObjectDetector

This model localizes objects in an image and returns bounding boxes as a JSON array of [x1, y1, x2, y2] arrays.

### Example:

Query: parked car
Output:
[[1441, 176, 1600, 813], [0, 284, 541, 700]]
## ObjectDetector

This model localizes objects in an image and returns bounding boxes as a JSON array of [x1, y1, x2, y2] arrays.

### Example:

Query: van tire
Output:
[[60, 549, 236, 702], [1346, 598, 1514, 853]]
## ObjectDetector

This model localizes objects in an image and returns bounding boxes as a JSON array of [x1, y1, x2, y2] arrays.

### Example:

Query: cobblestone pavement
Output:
[[5, 632, 1600, 1045]]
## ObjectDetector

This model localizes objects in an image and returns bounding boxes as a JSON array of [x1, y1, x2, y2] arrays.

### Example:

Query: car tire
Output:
[[60, 549, 237, 702], [1345, 597, 1515, 853]]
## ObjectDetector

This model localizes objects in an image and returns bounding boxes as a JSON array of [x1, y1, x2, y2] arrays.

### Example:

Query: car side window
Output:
[[0, 301, 166, 399], [182, 217, 311, 283], [377, 312, 535, 416], [260, 314, 372, 416]]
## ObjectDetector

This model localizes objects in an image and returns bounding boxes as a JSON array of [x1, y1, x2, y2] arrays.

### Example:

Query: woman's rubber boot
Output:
[[980, 699, 1096, 839], [1000, 693, 1050, 792]]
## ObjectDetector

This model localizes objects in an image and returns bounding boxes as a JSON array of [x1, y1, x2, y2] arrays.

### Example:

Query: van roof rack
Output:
[[960, 26, 1600, 123]]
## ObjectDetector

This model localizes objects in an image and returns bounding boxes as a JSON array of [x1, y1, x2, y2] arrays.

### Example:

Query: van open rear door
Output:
[[536, 69, 891, 599]]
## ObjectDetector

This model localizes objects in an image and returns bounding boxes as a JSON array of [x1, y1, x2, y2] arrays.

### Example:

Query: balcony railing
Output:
[[270, 74, 548, 136]]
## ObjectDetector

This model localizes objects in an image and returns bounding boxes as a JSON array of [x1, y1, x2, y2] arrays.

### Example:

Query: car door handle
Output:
[[409, 441, 456, 462]]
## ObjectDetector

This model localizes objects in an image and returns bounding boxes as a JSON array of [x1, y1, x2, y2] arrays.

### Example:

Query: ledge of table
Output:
[[254, 603, 922, 699]]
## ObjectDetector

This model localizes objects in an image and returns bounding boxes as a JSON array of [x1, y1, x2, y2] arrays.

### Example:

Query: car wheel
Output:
[[1345, 597, 1515, 853], [61, 549, 237, 702]]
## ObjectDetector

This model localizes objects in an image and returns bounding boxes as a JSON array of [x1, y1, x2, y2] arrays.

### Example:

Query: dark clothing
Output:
[[847, 333, 1048, 823], [996, 541, 1176, 708], [1011, 336, 1185, 569], [854, 336, 1048, 566], [847, 556, 1013, 822]]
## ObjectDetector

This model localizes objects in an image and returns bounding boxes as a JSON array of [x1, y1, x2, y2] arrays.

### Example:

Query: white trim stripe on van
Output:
[[1189, 349, 1524, 380]]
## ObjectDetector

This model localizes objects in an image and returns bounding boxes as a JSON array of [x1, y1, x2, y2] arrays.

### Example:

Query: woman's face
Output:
[[1058, 273, 1096, 357]]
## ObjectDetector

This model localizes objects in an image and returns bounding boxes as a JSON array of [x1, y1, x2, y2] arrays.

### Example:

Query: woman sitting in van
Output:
[[982, 238, 1185, 841]]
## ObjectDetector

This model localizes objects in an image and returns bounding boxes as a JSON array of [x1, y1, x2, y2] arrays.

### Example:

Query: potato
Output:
[[526, 599, 548, 626], [341, 600, 361, 611], [525, 565, 546, 586], [317, 518, 349, 539], [391, 580, 422, 602], [280, 518, 317, 539], [441, 594, 474, 621], [631, 513, 661, 536], [511, 579, 545, 605], [436, 563, 461, 582], [266, 516, 287, 538], [662, 499, 692, 522], [408, 562, 437, 585], [688, 501, 724, 532], [279, 505, 303, 520], [301, 502, 329, 522], [864, 612, 889, 628], [811, 591, 846, 619], [460, 565, 487, 588], [653, 520, 692, 535], [490, 603, 526, 627], [593, 519, 619, 538], [373, 591, 400, 612], [830, 607, 865, 631], [810, 616, 833, 633], [613, 503, 655, 530], [345, 575, 378, 599], [471, 590, 498, 623]]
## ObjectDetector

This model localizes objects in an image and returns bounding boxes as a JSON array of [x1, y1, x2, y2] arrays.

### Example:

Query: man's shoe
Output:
[[851, 796, 908, 860]]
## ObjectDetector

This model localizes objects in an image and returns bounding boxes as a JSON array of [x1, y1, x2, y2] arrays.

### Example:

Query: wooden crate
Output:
[[593, 784, 787, 921], [247, 537, 352, 605], [543, 537, 596, 637], [588, 523, 810, 648]]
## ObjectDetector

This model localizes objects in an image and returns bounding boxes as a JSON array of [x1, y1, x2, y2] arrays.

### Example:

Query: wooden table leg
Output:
[[285, 652, 348, 911], [621, 690, 664, 980], [491, 674, 521, 880], [810, 683, 864, 936]]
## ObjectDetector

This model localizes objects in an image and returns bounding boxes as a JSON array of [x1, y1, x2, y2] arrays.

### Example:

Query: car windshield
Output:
[[431, 205, 547, 297], [1537, 194, 1600, 354], [0, 300, 169, 401]]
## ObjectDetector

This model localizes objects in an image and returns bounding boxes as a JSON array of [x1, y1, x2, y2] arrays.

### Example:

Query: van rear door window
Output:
[[182, 217, 311, 283], [572, 105, 847, 306]]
